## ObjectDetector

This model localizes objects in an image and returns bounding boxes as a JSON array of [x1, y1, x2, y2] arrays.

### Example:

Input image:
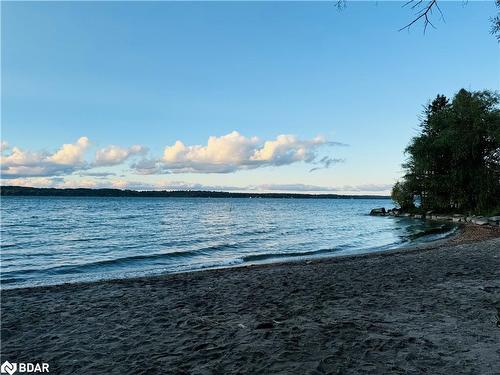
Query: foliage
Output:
[[492, 0, 500, 41], [391, 181, 415, 210], [393, 89, 500, 215]]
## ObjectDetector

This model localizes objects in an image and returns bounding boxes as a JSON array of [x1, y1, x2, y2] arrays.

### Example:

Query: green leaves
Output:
[[395, 89, 500, 214]]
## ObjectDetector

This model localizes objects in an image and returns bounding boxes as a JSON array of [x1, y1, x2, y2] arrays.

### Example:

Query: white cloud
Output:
[[94, 144, 147, 166], [152, 131, 342, 174], [251, 134, 321, 164], [0, 177, 64, 188], [161, 131, 259, 173], [0, 177, 127, 190], [1, 132, 345, 179], [0, 137, 90, 178], [48, 137, 90, 165]]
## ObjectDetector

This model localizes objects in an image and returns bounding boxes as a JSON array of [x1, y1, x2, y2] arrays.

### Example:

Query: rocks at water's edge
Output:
[[488, 216, 500, 225], [369, 207, 386, 216], [369, 208, 500, 227], [369, 207, 402, 216]]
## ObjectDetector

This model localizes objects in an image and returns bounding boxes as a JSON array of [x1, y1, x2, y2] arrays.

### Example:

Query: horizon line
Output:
[[0, 185, 392, 198]]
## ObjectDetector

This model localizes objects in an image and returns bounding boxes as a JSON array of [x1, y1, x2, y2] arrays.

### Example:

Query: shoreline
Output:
[[2, 225, 499, 374], [1, 186, 391, 200], [2, 222, 461, 292]]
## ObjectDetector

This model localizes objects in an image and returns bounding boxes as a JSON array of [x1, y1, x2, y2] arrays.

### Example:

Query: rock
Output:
[[369, 208, 386, 216], [488, 216, 500, 225], [401, 213, 411, 217], [414, 214, 423, 219], [435, 215, 452, 221], [472, 217, 489, 225], [452, 214, 465, 223]]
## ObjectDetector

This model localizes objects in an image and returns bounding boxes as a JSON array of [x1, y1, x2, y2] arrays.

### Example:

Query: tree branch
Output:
[[399, 0, 443, 33]]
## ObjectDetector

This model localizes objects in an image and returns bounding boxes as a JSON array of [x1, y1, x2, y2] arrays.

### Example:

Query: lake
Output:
[[0, 196, 455, 288]]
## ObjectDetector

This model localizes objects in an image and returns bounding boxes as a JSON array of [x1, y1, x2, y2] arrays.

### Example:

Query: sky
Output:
[[1, 1, 498, 194]]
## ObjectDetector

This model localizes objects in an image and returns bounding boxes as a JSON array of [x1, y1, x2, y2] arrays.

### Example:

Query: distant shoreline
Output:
[[0, 186, 390, 199]]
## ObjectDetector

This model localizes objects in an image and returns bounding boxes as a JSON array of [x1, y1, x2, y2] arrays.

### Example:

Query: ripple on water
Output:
[[0, 197, 457, 288]]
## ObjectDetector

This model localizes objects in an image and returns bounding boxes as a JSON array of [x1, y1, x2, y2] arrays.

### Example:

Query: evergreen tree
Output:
[[393, 89, 500, 214]]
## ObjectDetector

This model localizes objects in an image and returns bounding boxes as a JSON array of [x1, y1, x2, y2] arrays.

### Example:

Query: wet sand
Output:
[[1, 225, 500, 374]]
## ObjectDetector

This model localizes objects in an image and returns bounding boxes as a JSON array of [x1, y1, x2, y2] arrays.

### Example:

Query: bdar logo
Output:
[[1, 361, 17, 375], [0, 361, 48, 374]]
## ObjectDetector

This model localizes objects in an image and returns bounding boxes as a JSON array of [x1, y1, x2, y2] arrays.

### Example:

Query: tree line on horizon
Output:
[[0, 186, 390, 200], [392, 89, 500, 215]]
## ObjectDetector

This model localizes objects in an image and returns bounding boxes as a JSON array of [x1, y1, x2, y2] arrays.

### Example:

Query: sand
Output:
[[1, 225, 500, 374]]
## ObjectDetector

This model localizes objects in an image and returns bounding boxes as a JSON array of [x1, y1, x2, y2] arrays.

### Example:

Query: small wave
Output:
[[0, 277, 26, 285], [117, 215, 142, 220], [202, 243, 239, 251], [242, 247, 342, 263], [68, 237, 110, 242], [407, 225, 454, 240], [159, 239, 200, 247], [0, 243, 17, 248], [37, 242, 241, 275], [235, 228, 275, 237]]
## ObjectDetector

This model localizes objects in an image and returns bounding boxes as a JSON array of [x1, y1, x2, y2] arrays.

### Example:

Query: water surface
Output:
[[0, 196, 455, 288]]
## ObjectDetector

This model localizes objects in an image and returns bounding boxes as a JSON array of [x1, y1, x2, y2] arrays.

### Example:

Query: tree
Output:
[[394, 89, 500, 214], [336, 0, 500, 40], [391, 181, 415, 210]]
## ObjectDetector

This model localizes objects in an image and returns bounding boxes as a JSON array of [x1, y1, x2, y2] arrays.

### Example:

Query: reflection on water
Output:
[[0, 196, 455, 288]]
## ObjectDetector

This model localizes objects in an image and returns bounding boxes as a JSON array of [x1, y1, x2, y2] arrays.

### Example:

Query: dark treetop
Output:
[[391, 89, 500, 215]]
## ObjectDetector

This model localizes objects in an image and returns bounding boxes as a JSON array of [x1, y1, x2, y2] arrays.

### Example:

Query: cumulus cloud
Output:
[[94, 145, 147, 167], [251, 134, 322, 165], [1, 132, 346, 179], [143, 131, 343, 174], [48, 137, 90, 164], [0, 137, 90, 178], [160, 131, 259, 173]]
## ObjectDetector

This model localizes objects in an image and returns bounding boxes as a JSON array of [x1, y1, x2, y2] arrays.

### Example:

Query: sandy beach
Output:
[[1, 225, 499, 374]]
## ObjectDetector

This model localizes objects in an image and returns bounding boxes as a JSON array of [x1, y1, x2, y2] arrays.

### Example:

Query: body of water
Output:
[[0, 196, 456, 288]]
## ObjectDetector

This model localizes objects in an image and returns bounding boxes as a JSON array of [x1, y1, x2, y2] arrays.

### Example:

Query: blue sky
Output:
[[1, 1, 498, 193]]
